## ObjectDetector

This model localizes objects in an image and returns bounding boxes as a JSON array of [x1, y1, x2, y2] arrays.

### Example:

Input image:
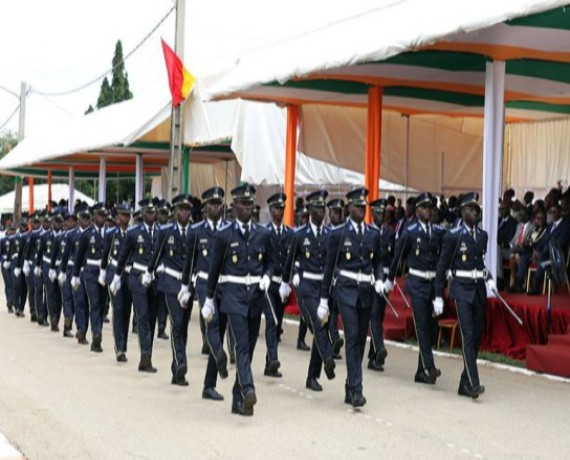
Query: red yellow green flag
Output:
[[161, 39, 196, 106]]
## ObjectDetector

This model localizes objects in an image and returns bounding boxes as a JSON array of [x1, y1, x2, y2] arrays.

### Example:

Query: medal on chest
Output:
[[346, 252, 351, 261], [202, 248, 208, 257], [232, 254, 238, 264], [138, 246, 144, 255]]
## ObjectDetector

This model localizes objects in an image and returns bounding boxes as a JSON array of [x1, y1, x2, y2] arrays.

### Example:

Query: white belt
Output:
[[110, 259, 118, 268], [42, 256, 51, 264], [132, 262, 148, 273], [455, 269, 487, 280], [55, 261, 61, 267], [271, 276, 282, 284], [196, 271, 209, 281], [11, 254, 18, 259], [156, 264, 165, 273], [219, 274, 261, 285], [383, 267, 389, 275], [339, 270, 373, 283], [164, 267, 182, 280], [86, 259, 101, 267], [125, 266, 132, 274], [409, 268, 436, 280], [303, 271, 324, 281], [67, 260, 75, 267]]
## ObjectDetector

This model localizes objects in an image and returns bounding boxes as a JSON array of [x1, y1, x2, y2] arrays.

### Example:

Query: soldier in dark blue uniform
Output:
[[35, 208, 65, 332], [101, 204, 133, 362], [435, 192, 492, 399], [27, 212, 48, 326], [22, 212, 42, 323], [320, 187, 382, 407], [180, 186, 229, 401], [367, 199, 395, 372], [204, 183, 275, 416], [72, 203, 108, 353], [1, 225, 16, 313], [52, 210, 79, 337], [281, 190, 336, 392], [10, 218, 31, 318], [148, 194, 193, 385], [384, 192, 445, 385], [294, 204, 311, 352], [154, 199, 171, 341], [326, 198, 346, 359], [262, 192, 293, 378], [111, 199, 159, 373]]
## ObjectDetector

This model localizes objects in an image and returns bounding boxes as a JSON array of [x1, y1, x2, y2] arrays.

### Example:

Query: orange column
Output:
[[284, 105, 298, 227], [47, 171, 53, 211], [28, 177, 35, 214], [364, 86, 383, 222]]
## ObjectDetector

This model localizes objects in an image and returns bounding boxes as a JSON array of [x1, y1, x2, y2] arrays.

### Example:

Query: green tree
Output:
[[0, 131, 19, 196], [96, 77, 113, 109], [85, 105, 94, 115]]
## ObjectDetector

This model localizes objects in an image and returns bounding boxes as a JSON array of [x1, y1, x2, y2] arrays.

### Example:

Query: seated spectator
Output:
[[497, 199, 518, 287], [524, 190, 534, 215], [507, 208, 535, 291]]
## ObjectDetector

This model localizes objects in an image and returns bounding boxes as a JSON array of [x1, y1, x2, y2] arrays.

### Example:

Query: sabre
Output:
[[395, 282, 411, 309], [493, 288, 524, 326], [380, 290, 399, 319], [265, 290, 279, 325]]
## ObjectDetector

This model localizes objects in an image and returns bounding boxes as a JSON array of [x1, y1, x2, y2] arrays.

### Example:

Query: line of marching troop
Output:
[[0, 183, 492, 416]]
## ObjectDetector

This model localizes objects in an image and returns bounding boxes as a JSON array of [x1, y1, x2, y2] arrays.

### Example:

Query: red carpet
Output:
[[526, 330, 570, 377]]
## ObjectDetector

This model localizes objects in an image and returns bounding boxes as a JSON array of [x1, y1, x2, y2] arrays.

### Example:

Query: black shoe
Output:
[[243, 390, 257, 415], [103, 315, 110, 324], [375, 348, 388, 367], [31, 314, 37, 322], [368, 360, 384, 372], [157, 329, 169, 340], [202, 387, 224, 401], [458, 384, 485, 399], [229, 351, 236, 365], [216, 350, 229, 379], [333, 338, 344, 355], [231, 400, 252, 416], [76, 332, 89, 345], [297, 339, 310, 351], [414, 370, 436, 385], [138, 354, 157, 373], [7, 306, 14, 314], [171, 376, 189, 386], [38, 318, 49, 327], [264, 366, 282, 378], [175, 364, 187, 383], [201, 343, 210, 355], [116, 353, 128, 363], [306, 378, 323, 392], [15, 310, 24, 318], [63, 329, 73, 338], [351, 391, 367, 408], [333, 352, 342, 360], [324, 357, 336, 380], [90, 336, 103, 353], [344, 384, 351, 405]]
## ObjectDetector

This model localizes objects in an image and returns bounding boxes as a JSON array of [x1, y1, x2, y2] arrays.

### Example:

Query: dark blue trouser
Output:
[[227, 311, 262, 403], [61, 272, 74, 321], [297, 293, 333, 379], [264, 285, 282, 364], [164, 292, 192, 378], [368, 292, 386, 359], [155, 283, 168, 332], [84, 277, 105, 339], [109, 279, 132, 353], [328, 298, 341, 345], [410, 293, 437, 373], [338, 300, 371, 393], [456, 292, 486, 389], [25, 271, 36, 316], [34, 271, 46, 320], [128, 277, 157, 357], [12, 271, 27, 312], [42, 264, 62, 322], [2, 266, 13, 307], [71, 270, 89, 334]]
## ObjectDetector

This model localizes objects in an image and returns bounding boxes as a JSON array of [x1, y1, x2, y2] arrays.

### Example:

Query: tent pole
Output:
[[182, 147, 190, 194], [365, 86, 383, 222], [47, 171, 53, 211], [28, 177, 34, 214], [98, 158, 107, 203], [135, 153, 143, 208], [68, 167, 75, 212], [482, 60, 505, 284], [284, 105, 298, 227]]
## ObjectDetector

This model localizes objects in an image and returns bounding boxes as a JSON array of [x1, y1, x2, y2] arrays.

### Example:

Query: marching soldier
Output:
[[367, 199, 395, 371], [101, 204, 133, 362], [180, 186, 229, 401], [294, 204, 311, 352], [435, 192, 491, 399], [28, 212, 48, 326], [10, 218, 31, 318], [1, 225, 16, 313], [204, 183, 275, 416], [72, 203, 108, 353], [22, 213, 42, 322], [384, 193, 445, 385], [111, 199, 159, 373], [35, 208, 64, 332], [262, 192, 293, 378], [154, 199, 171, 341], [320, 187, 382, 407], [281, 190, 336, 392], [51, 209, 79, 338], [148, 194, 193, 385]]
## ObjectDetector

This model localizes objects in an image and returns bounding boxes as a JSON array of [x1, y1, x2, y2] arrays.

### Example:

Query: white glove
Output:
[[433, 297, 444, 316], [2, 261, 10, 269], [177, 284, 190, 304], [110, 274, 121, 295], [48, 269, 57, 282], [23, 261, 30, 276], [292, 273, 300, 288], [383, 279, 394, 293], [98, 269, 107, 287], [486, 279, 497, 292], [201, 297, 215, 323], [317, 298, 330, 326], [374, 279, 385, 294], [279, 282, 291, 303], [141, 271, 152, 287], [34, 266, 41, 277], [13, 267, 21, 277], [58, 272, 66, 285], [259, 274, 271, 292], [71, 276, 81, 291]]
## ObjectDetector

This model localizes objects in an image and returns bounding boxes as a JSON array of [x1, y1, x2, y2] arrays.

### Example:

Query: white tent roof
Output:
[[0, 184, 94, 214]]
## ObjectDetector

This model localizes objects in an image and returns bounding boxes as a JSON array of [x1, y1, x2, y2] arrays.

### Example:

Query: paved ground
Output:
[[0, 295, 569, 459]]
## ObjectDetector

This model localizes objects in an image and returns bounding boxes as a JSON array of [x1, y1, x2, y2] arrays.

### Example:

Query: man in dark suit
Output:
[[497, 200, 518, 288], [435, 192, 492, 399], [384, 193, 445, 386], [320, 187, 382, 407], [204, 184, 275, 416]]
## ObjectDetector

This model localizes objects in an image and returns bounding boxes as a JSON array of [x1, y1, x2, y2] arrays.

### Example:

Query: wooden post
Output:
[[364, 86, 383, 222], [284, 105, 298, 227]]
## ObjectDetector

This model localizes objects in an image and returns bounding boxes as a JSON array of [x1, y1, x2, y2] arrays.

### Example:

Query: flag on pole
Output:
[[161, 39, 196, 106]]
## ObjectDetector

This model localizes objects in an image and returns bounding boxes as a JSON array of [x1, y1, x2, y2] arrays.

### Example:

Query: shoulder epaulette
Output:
[[449, 227, 461, 235], [407, 223, 418, 232]]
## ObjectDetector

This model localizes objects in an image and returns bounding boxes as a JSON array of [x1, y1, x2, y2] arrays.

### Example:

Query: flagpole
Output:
[[167, 0, 186, 202]]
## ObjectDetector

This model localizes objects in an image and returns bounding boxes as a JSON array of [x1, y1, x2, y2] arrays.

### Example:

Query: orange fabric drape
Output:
[[28, 177, 34, 214], [284, 105, 298, 227], [364, 86, 383, 222]]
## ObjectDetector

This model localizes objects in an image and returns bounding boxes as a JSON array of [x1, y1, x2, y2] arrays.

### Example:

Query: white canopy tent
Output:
[[0, 184, 94, 214]]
